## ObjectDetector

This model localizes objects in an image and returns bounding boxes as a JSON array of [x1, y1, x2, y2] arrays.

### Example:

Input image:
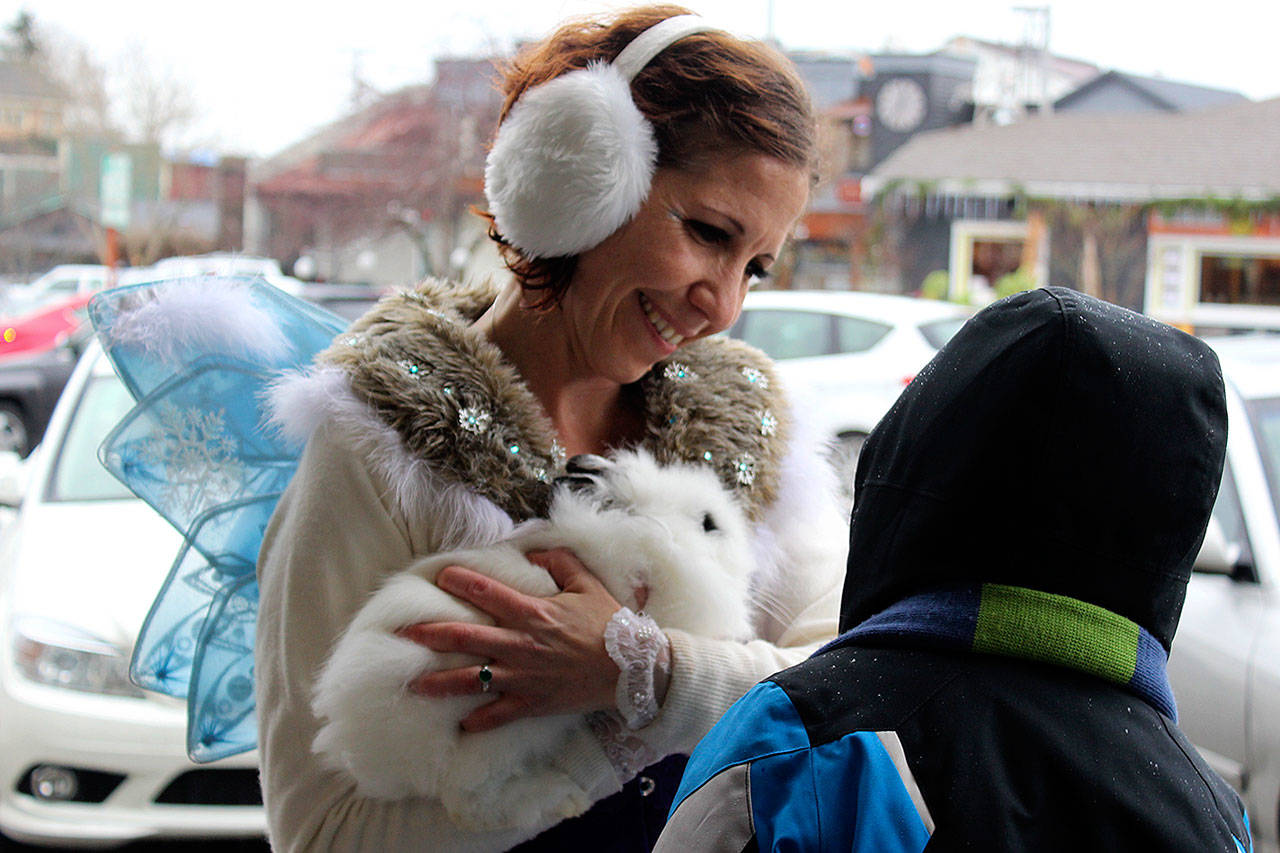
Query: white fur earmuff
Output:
[[483, 14, 715, 259]]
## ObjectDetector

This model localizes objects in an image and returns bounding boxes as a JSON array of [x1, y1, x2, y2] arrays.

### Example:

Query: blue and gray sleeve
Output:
[[656, 681, 932, 853]]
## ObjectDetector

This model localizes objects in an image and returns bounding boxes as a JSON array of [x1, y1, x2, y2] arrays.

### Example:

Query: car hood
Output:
[[3, 498, 181, 650], [840, 288, 1228, 650]]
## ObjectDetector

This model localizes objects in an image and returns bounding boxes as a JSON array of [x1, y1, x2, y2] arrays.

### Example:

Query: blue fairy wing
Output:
[[89, 276, 348, 761]]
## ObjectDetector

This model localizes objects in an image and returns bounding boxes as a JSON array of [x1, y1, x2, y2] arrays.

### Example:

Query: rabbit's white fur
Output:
[[311, 448, 756, 830]]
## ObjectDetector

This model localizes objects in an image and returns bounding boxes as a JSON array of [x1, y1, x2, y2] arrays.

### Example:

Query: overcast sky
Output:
[[9, 0, 1279, 157]]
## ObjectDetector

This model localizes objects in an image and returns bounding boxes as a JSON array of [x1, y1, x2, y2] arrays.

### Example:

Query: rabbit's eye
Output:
[[702, 512, 718, 533]]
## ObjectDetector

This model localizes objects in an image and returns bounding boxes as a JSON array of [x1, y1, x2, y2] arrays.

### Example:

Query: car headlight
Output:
[[10, 615, 144, 698]]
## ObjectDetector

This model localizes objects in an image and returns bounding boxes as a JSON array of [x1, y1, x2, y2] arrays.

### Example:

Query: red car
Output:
[[0, 293, 93, 363], [0, 294, 95, 455]]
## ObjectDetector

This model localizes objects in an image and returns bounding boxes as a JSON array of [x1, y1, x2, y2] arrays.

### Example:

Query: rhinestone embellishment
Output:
[[458, 407, 492, 434], [733, 455, 757, 486], [759, 410, 778, 437], [664, 362, 697, 382], [741, 366, 769, 389]]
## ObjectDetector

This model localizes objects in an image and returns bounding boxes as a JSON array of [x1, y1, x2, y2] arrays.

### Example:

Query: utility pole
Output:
[[1013, 6, 1051, 114]]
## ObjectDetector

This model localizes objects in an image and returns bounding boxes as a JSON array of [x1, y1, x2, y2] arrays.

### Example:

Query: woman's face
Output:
[[554, 151, 809, 385]]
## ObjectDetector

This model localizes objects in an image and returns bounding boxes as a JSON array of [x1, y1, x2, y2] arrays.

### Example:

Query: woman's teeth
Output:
[[640, 294, 684, 346]]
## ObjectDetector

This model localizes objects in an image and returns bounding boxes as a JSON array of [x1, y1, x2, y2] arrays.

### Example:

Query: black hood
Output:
[[839, 287, 1227, 649]]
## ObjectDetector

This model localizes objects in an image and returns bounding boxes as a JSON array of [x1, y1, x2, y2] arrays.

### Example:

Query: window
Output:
[[919, 317, 969, 349], [734, 310, 833, 360], [833, 316, 891, 354], [46, 374, 135, 502], [1206, 463, 1252, 575], [1201, 253, 1280, 306], [1247, 396, 1280, 530], [45, 278, 80, 295]]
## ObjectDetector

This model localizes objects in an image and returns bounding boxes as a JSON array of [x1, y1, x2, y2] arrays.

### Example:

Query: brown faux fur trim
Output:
[[318, 279, 789, 522]]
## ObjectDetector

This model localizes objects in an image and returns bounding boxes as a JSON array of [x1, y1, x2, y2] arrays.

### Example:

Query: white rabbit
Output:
[[311, 448, 756, 830]]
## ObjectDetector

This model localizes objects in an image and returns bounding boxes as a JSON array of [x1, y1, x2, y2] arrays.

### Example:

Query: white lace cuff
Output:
[[588, 711, 660, 782], [603, 607, 669, 730]]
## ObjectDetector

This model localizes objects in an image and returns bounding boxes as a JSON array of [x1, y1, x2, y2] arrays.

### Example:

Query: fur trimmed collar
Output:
[[312, 279, 791, 523]]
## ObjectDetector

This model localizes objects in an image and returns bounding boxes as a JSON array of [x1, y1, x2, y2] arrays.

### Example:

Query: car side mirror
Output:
[[1194, 516, 1242, 575]]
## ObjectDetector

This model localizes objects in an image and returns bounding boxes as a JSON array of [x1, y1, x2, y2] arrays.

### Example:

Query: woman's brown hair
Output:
[[482, 4, 817, 307]]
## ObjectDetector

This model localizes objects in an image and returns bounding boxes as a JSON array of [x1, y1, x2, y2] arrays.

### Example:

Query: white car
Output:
[[146, 254, 305, 297], [727, 289, 971, 490], [1171, 333, 1280, 850], [0, 344, 265, 847], [1, 265, 112, 319]]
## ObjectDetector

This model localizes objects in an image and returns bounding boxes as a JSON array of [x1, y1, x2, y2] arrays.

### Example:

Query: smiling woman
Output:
[[252, 5, 850, 852]]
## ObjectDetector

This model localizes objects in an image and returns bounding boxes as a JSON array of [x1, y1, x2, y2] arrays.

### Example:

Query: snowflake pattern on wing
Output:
[[139, 402, 247, 520]]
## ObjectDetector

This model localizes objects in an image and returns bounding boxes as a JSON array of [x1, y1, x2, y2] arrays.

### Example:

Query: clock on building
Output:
[[875, 77, 928, 133]]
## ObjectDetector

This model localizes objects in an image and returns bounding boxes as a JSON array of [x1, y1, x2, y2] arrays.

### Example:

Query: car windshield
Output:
[[45, 373, 135, 502], [1247, 396, 1280, 529], [918, 317, 969, 349]]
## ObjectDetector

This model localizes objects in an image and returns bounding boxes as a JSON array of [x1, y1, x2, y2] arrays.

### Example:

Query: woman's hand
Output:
[[401, 548, 624, 732]]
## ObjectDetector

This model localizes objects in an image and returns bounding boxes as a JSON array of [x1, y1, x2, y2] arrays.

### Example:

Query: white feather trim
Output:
[[266, 365, 515, 548], [97, 278, 292, 367], [265, 366, 351, 446], [484, 62, 656, 258], [749, 403, 850, 634]]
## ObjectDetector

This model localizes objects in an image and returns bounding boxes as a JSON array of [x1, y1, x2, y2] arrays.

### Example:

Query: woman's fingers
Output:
[[409, 662, 492, 697], [408, 660, 534, 701], [434, 564, 538, 623], [526, 547, 599, 593], [398, 621, 525, 658], [407, 659, 545, 703]]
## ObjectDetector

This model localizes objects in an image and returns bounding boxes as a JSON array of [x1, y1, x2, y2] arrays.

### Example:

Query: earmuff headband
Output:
[[484, 15, 718, 260], [611, 15, 716, 80]]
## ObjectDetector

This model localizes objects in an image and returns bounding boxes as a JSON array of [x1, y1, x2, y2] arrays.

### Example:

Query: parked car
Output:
[[0, 295, 99, 457], [296, 281, 392, 321], [0, 343, 267, 848], [0, 271, 391, 846], [0, 338, 84, 457], [0, 265, 111, 319], [1170, 333, 1280, 850], [0, 292, 94, 363], [148, 254, 305, 296], [726, 289, 971, 491]]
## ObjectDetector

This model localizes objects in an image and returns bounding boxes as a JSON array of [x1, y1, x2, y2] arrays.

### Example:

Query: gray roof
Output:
[[867, 96, 1280, 201], [1055, 70, 1247, 113], [1128, 73, 1248, 111], [789, 53, 860, 110]]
